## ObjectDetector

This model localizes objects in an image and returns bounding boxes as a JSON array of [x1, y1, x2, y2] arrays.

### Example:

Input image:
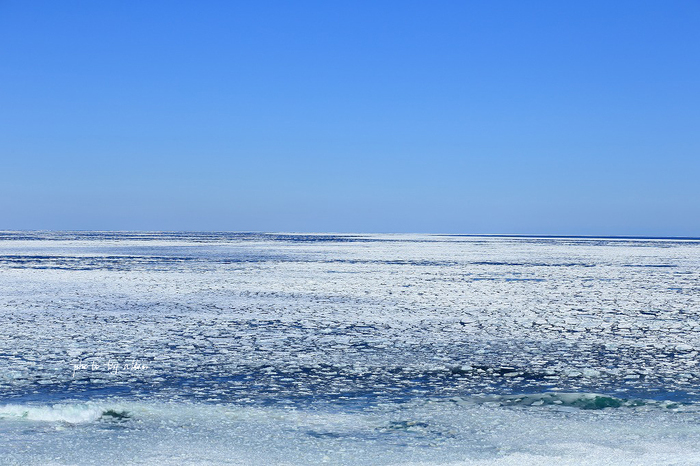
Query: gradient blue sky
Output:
[[1, 1, 698, 234]]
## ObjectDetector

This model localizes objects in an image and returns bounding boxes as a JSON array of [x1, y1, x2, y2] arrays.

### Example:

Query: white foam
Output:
[[0, 403, 105, 423], [398, 442, 700, 466]]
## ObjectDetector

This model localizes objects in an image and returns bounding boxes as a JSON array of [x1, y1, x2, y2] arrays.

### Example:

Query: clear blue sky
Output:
[[1, 1, 698, 235]]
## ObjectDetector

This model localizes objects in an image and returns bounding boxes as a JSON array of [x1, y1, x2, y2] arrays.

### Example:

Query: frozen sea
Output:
[[1, 231, 700, 465]]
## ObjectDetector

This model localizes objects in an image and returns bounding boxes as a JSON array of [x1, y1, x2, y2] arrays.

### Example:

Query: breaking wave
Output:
[[0, 403, 129, 424]]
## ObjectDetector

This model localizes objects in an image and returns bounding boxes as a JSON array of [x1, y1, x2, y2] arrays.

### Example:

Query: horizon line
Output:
[[1, 230, 699, 241]]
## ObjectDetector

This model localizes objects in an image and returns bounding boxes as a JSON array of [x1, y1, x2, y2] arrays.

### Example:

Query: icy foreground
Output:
[[0, 232, 699, 465]]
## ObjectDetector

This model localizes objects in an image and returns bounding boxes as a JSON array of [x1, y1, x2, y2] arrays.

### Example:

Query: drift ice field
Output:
[[1, 232, 699, 465]]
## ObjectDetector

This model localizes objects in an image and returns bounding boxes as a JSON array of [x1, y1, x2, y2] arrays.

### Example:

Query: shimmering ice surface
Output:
[[1, 232, 699, 464]]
